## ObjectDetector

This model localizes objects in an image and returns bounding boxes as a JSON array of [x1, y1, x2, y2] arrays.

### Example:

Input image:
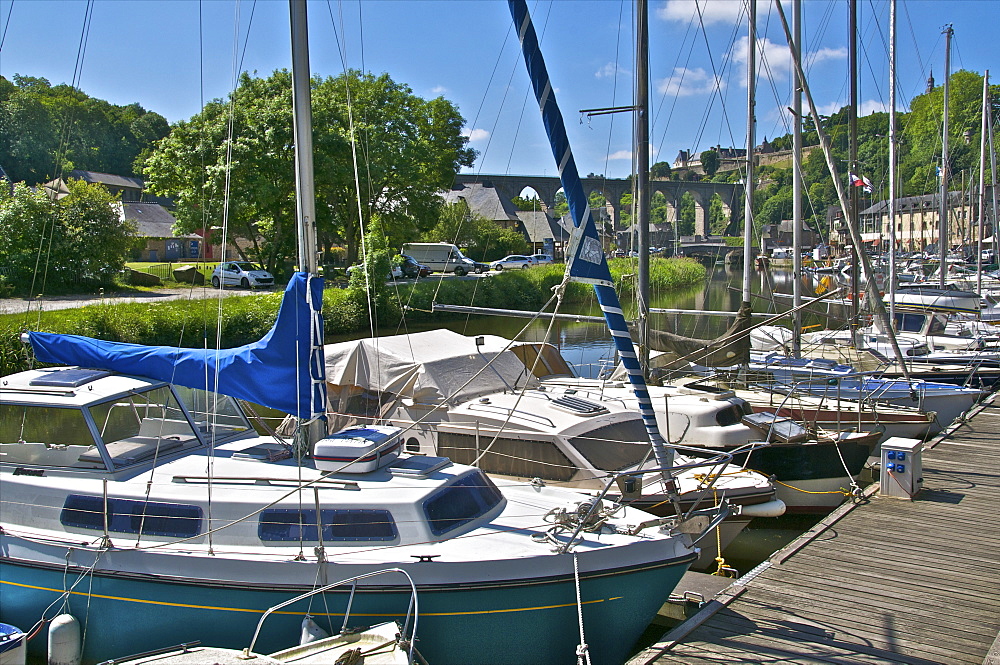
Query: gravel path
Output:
[[0, 285, 267, 315]]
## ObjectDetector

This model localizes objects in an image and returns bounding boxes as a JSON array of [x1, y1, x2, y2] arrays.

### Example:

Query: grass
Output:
[[1, 257, 705, 376]]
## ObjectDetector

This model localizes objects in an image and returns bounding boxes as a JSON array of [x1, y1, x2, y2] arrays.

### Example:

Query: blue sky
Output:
[[0, 0, 994, 181]]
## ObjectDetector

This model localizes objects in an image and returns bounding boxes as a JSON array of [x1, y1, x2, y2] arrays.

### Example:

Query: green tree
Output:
[[0, 180, 134, 290], [650, 161, 672, 179], [0, 75, 168, 184], [511, 195, 542, 211], [144, 69, 475, 270], [700, 149, 720, 177]]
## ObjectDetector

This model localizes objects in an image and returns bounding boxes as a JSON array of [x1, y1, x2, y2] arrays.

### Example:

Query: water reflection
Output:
[[353, 266, 846, 378]]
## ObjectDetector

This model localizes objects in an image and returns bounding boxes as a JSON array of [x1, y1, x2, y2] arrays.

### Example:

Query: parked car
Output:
[[211, 262, 274, 288], [530, 253, 554, 265], [470, 261, 490, 274], [400, 254, 430, 278], [490, 255, 534, 270]]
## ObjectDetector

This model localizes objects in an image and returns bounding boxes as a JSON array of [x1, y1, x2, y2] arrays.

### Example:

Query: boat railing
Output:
[[244, 567, 419, 663], [557, 448, 734, 554]]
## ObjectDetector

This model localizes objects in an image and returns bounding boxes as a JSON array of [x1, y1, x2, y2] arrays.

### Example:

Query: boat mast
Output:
[[888, 0, 898, 326], [290, 0, 318, 274], [289, 0, 326, 445], [508, 0, 675, 478], [848, 0, 860, 340], [773, 0, 912, 380], [636, 0, 651, 376], [977, 71, 990, 296], [742, 0, 756, 306], [938, 25, 953, 287], [791, 0, 802, 357]]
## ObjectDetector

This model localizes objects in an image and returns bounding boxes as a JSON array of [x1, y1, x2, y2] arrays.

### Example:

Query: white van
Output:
[[401, 242, 481, 276]]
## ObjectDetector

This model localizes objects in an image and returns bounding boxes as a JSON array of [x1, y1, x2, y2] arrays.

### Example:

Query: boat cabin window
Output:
[[0, 404, 101, 468], [172, 386, 251, 441], [423, 471, 504, 536], [60, 494, 202, 538], [258, 508, 397, 543], [927, 315, 947, 335], [567, 420, 650, 472], [87, 386, 203, 468]]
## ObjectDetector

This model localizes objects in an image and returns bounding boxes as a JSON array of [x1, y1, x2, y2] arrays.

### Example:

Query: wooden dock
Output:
[[631, 395, 1000, 665]]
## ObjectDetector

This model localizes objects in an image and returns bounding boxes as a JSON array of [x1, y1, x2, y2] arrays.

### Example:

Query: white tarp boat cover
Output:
[[323, 329, 541, 404]]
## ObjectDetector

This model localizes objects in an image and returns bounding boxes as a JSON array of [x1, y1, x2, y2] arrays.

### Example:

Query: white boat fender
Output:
[[47, 614, 81, 665], [738, 499, 787, 518], [300, 615, 330, 645], [0, 622, 26, 665]]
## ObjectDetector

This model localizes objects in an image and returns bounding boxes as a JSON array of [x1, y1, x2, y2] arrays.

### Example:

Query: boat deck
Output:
[[631, 395, 1000, 665]]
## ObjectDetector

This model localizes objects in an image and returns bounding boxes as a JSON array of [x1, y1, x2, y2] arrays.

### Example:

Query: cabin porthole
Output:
[[405, 437, 421, 453]]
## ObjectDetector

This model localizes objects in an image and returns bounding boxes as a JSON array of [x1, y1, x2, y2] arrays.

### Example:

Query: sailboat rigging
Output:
[[0, 3, 722, 664]]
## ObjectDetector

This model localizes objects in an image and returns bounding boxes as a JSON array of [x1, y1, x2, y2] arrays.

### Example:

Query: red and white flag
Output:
[[849, 172, 874, 193]]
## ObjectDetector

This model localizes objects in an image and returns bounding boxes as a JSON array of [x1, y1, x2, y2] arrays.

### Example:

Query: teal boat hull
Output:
[[0, 553, 694, 665]]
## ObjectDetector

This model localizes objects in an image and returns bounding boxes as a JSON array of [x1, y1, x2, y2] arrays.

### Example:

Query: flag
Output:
[[849, 172, 873, 194]]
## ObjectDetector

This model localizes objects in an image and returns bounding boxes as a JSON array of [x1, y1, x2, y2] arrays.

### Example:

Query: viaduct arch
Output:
[[452, 173, 743, 237]]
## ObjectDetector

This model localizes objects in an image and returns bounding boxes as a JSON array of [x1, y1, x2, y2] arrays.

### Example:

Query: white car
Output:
[[211, 262, 274, 288], [346, 263, 405, 280], [490, 255, 533, 270], [530, 253, 554, 265]]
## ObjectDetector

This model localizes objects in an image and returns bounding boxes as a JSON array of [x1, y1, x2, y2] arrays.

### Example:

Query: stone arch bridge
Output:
[[453, 173, 742, 236]]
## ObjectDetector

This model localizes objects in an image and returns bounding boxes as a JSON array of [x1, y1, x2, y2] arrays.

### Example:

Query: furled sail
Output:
[[26, 273, 326, 420]]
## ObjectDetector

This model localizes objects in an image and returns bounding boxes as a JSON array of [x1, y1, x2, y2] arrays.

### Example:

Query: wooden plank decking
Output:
[[631, 395, 1000, 665]]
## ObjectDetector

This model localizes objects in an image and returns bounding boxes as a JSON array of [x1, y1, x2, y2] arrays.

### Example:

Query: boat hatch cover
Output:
[[550, 395, 610, 417], [29, 368, 111, 388], [389, 456, 452, 478]]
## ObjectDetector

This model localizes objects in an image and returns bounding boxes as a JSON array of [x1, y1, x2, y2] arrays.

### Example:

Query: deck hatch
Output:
[[550, 395, 609, 416], [29, 368, 111, 388]]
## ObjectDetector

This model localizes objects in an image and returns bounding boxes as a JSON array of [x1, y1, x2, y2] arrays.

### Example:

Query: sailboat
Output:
[[0, 3, 719, 665]]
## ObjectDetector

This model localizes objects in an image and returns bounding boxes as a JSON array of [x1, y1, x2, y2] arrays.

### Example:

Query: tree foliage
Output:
[[0, 75, 168, 184], [0, 180, 135, 291], [700, 149, 720, 177], [143, 69, 475, 272]]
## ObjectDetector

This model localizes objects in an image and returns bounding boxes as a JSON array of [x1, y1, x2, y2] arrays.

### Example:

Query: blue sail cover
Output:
[[27, 273, 327, 420], [508, 0, 671, 465]]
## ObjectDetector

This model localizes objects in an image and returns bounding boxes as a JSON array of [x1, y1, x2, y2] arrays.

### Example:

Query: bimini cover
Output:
[[324, 329, 538, 404], [26, 273, 326, 420]]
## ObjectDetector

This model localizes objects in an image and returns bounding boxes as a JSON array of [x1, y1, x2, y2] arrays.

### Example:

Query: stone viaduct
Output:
[[452, 173, 743, 237]]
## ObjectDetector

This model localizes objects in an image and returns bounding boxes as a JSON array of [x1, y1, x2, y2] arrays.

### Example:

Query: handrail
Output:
[[244, 567, 418, 663], [557, 448, 734, 554]]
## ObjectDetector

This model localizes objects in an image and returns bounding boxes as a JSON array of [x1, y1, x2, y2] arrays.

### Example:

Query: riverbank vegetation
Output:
[[0, 257, 704, 375]]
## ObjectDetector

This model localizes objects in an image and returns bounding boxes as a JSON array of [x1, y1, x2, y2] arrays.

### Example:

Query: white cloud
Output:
[[430, 85, 448, 95], [608, 150, 633, 160], [657, 0, 744, 26], [732, 36, 846, 86], [656, 66, 723, 97], [462, 128, 490, 142], [806, 46, 848, 68], [596, 62, 630, 79]]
